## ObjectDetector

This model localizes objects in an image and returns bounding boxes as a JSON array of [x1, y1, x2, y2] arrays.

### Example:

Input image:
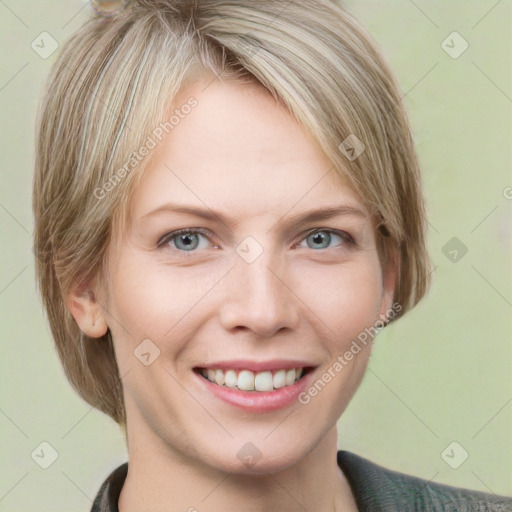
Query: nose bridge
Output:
[[219, 242, 299, 336], [244, 249, 283, 304]]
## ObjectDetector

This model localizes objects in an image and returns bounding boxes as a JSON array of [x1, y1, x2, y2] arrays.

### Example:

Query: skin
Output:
[[68, 76, 396, 512]]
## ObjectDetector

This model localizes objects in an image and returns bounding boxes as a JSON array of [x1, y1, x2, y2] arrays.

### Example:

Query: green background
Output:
[[0, 1, 510, 510]]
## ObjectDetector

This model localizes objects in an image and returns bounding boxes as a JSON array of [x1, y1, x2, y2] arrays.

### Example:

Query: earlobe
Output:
[[66, 283, 108, 338]]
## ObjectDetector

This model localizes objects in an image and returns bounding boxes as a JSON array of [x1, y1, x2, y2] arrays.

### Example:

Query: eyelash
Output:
[[156, 227, 356, 253]]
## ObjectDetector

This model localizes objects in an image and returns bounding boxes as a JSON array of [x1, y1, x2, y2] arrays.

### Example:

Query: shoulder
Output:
[[337, 450, 512, 512]]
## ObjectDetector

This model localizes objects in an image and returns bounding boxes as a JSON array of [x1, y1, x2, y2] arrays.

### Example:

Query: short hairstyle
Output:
[[33, 0, 432, 426]]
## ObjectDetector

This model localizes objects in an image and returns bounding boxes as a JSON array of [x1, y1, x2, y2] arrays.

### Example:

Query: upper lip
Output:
[[194, 359, 316, 373]]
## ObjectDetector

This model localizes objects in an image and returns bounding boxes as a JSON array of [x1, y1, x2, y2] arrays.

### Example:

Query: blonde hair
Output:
[[33, 0, 432, 426]]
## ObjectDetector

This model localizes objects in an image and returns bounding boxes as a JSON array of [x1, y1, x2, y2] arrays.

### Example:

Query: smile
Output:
[[197, 367, 305, 392]]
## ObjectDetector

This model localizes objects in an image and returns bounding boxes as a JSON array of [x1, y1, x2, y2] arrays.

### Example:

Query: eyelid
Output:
[[295, 228, 355, 248], [156, 227, 214, 248]]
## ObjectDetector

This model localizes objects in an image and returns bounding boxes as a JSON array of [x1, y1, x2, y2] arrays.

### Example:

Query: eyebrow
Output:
[[140, 203, 368, 230]]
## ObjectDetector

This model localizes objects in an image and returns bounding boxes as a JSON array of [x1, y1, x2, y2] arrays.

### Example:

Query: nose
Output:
[[218, 248, 300, 338]]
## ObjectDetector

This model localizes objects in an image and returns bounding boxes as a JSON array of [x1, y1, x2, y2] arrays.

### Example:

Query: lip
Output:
[[196, 359, 313, 373], [193, 362, 317, 413]]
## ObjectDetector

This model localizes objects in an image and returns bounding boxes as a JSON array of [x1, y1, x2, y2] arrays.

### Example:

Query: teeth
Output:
[[273, 369, 286, 389], [225, 370, 237, 388], [214, 369, 225, 386], [255, 371, 273, 392], [200, 367, 305, 392], [285, 369, 296, 386], [238, 370, 255, 391]]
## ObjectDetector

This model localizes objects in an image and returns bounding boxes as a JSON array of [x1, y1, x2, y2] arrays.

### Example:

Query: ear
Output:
[[377, 249, 399, 322], [66, 280, 108, 338]]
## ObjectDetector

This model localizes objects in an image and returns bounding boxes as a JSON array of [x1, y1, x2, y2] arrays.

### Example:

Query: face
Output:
[[97, 78, 395, 474]]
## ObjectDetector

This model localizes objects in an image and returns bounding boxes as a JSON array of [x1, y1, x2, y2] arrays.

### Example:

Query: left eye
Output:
[[297, 230, 352, 250]]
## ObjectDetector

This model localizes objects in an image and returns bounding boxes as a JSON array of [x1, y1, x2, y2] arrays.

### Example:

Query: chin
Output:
[[195, 432, 322, 476]]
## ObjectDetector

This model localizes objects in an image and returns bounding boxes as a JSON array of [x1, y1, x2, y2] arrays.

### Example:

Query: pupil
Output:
[[311, 232, 329, 248], [177, 233, 198, 250]]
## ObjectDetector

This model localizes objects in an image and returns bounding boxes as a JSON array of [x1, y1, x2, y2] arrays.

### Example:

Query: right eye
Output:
[[157, 228, 216, 252]]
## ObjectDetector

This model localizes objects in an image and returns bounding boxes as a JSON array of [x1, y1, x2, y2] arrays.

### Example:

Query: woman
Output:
[[33, 0, 512, 510]]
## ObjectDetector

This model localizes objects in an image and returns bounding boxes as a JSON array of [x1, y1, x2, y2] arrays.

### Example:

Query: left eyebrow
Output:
[[276, 204, 368, 225]]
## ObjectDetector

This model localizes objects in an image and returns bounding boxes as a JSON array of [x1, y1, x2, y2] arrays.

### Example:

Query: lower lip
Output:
[[194, 370, 314, 413]]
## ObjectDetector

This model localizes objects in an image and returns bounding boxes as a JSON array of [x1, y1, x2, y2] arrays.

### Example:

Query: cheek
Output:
[[105, 254, 217, 355], [292, 257, 384, 426], [293, 255, 384, 343], [111, 258, 180, 318], [104, 255, 210, 405]]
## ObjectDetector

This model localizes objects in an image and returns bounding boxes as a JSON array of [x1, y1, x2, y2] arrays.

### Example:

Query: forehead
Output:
[[130, 78, 367, 224]]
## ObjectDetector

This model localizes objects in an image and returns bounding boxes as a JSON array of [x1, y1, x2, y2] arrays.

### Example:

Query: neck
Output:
[[118, 422, 358, 512]]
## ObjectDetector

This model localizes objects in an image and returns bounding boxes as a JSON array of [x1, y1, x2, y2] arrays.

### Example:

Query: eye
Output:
[[157, 228, 215, 252], [297, 229, 354, 250]]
